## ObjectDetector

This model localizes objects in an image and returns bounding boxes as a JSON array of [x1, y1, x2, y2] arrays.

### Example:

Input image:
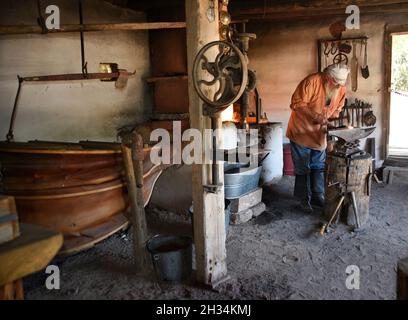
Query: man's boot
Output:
[[310, 169, 325, 208], [294, 174, 313, 213]]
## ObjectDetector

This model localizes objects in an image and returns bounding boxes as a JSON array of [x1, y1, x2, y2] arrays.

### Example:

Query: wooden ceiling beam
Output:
[[232, 2, 408, 21], [231, 0, 408, 16], [0, 22, 186, 35]]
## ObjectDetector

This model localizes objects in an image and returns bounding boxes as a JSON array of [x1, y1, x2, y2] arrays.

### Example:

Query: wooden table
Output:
[[0, 223, 63, 300]]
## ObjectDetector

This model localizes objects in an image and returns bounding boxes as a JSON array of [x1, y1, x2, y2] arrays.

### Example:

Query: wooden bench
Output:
[[383, 166, 408, 184]]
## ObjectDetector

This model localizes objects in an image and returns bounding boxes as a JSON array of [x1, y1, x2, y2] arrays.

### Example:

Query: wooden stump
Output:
[[346, 154, 372, 227], [325, 153, 373, 227], [398, 258, 408, 300]]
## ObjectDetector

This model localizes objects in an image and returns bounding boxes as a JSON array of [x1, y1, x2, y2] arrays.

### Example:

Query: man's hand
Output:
[[311, 113, 328, 126], [327, 122, 336, 130]]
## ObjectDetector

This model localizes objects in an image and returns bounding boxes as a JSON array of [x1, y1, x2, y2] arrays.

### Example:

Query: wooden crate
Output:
[[0, 196, 20, 245]]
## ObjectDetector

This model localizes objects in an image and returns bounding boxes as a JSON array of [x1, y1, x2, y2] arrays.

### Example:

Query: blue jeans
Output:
[[290, 141, 326, 175]]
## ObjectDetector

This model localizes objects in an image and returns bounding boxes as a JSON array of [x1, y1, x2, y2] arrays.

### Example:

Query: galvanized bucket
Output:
[[146, 235, 192, 282]]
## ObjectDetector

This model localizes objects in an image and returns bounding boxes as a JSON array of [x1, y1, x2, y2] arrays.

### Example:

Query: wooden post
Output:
[[185, 0, 228, 287], [120, 132, 150, 273], [398, 257, 408, 300]]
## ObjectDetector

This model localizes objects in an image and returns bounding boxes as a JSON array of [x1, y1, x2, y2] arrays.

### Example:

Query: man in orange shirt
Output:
[[286, 64, 350, 212]]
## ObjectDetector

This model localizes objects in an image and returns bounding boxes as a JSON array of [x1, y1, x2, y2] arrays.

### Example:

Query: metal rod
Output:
[[350, 191, 361, 229], [211, 115, 218, 186], [6, 76, 24, 142], [21, 72, 133, 82], [78, 0, 87, 76], [241, 90, 249, 130], [36, 0, 47, 33]]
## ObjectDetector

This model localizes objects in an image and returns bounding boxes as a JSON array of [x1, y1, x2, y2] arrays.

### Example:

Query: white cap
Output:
[[325, 63, 350, 86]]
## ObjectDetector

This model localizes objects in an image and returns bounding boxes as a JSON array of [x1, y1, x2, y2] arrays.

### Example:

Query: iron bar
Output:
[[6, 76, 24, 142]]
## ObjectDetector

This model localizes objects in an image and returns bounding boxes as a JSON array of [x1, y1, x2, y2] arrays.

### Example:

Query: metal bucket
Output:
[[146, 235, 192, 282], [224, 163, 262, 199]]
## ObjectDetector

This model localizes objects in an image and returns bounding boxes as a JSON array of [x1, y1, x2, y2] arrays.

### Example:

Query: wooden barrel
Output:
[[325, 153, 373, 227], [0, 141, 129, 254]]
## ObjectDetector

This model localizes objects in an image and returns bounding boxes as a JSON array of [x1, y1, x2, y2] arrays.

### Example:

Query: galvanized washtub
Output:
[[224, 163, 262, 199], [0, 141, 129, 255]]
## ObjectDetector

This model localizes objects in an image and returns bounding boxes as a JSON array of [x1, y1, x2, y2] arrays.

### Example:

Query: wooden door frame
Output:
[[383, 24, 408, 160]]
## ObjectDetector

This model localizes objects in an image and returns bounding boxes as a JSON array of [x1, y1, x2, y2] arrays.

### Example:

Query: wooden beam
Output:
[[231, 0, 408, 16], [185, 0, 228, 287], [0, 22, 186, 35], [232, 3, 408, 21]]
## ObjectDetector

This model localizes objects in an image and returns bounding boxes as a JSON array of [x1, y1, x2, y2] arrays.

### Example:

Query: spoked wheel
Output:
[[192, 41, 248, 111]]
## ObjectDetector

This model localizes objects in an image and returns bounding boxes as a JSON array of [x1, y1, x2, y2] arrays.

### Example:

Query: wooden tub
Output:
[[0, 141, 129, 255]]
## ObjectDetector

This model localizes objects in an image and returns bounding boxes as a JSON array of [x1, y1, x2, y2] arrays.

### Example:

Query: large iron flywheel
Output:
[[192, 41, 248, 110]]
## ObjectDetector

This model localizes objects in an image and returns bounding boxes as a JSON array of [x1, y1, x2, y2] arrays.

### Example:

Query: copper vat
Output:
[[0, 141, 129, 254]]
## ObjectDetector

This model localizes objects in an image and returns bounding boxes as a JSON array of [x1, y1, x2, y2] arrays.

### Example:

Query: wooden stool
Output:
[[0, 223, 62, 300], [383, 166, 408, 185]]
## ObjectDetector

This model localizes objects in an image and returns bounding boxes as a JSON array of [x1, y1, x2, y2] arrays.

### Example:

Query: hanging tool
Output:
[[351, 103, 355, 127], [361, 39, 370, 79], [323, 42, 330, 68], [363, 109, 377, 127], [333, 53, 348, 65], [330, 42, 338, 55], [356, 100, 360, 128], [339, 41, 352, 54], [36, 0, 48, 34], [351, 41, 358, 92]]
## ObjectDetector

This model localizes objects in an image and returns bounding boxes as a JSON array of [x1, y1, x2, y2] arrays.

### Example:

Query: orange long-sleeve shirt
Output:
[[286, 73, 346, 150]]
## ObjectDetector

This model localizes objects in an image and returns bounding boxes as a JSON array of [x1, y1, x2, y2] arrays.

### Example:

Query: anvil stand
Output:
[[320, 139, 366, 235], [320, 181, 362, 235]]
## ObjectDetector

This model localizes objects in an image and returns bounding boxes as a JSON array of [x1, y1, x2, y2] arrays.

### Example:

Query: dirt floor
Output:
[[25, 172, 408, 300]]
